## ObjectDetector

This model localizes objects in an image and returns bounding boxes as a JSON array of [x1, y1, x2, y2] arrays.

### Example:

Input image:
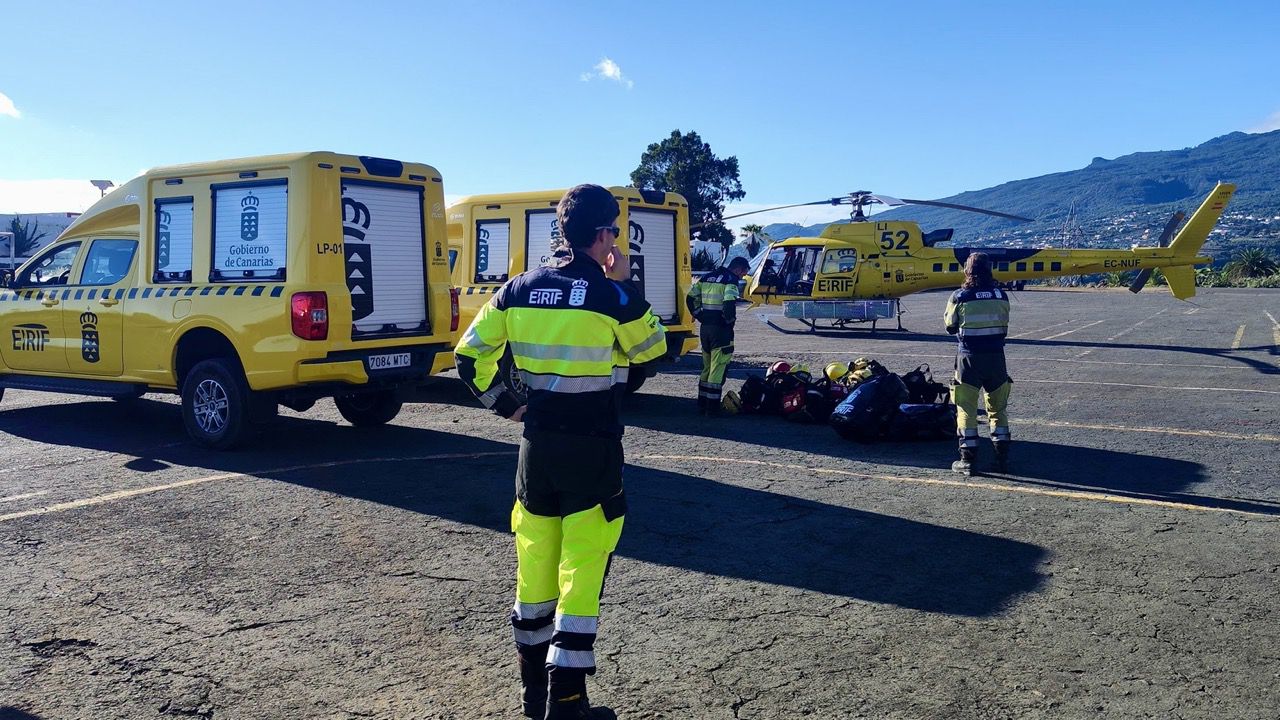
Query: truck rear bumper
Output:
[[293, 343, 449, 388]]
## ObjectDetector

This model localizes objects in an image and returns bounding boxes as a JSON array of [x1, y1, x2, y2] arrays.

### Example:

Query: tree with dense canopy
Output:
[[630, 130, 745, 258]]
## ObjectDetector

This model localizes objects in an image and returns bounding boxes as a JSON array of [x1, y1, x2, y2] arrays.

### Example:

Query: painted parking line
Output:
[[777, 350, 1256, 371], [3, 444, 1274, 525], [636, 454, 1278, 519], [1016, 417, 1280, 443], [1038, 319, 1106, 341], [1018, 378, 1280, 395], [0, 491, 49, 504], [0, 452, 517, 524], [1268, 310, 1280, 352], [1074, 308, 1169, 359], [1007, 318, 1079, 339], [1231, 324, 1247, 350]]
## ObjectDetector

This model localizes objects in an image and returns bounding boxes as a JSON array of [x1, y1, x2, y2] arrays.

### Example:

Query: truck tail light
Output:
[[291, 292, 328, 340], [449, 287, 460, 332]]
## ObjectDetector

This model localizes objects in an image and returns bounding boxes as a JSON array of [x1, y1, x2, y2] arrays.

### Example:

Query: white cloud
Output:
[[0, 179, 118, 214], [0, 91, 20, 119], [1246, 109, 1280, 134], [580, 57, 633, 89]]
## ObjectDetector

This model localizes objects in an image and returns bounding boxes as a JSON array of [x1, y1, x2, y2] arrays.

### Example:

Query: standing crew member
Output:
[[943, 253, 1012, 475], [686, 256, 750, 414], [455, 184, 667, 719]]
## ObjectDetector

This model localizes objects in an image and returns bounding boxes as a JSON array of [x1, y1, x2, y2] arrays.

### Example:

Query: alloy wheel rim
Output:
[[193, 379, 230, 434]]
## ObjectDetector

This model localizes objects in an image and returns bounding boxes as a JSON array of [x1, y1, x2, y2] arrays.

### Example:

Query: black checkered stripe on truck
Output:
[[0, 286, 286, 302]]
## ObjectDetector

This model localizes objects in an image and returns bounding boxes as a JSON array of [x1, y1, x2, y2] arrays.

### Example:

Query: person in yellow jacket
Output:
[[455, 184, 667, 719], [686, 256, 750, 415], [943, 252, 1012, 476]]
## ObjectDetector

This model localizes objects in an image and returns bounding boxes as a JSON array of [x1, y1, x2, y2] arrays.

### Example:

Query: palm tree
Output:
[[7, 216, 48, 257], [740, 223, 768, 257], [1223, 248, 1278, 281]]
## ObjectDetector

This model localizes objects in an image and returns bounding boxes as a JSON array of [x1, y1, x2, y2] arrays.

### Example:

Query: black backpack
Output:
[[762, 372, 805, 415], [738, 374, 768, 414], [901, 364, 949, 404], [829, 373, 909, 442], [886, 402, 957, 441]]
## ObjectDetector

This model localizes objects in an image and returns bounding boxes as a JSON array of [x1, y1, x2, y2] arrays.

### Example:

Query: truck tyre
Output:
[[499, 352, 529, 405], [0, 386, 5, 405], [181, 358, 252, 450], [335, 390, 402, 427], [625, 367, 648, 394]]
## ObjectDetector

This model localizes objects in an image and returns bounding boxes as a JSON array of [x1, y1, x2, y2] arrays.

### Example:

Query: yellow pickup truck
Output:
[[0, 152, 458, 448], [444, 187, 699, 398]]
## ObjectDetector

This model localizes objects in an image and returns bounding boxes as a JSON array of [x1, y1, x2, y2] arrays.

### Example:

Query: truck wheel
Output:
[[499, 353, 529, 405], [181, 358, 251, 450], [335, 390, 402, 427], [625, 368, 648, 394]]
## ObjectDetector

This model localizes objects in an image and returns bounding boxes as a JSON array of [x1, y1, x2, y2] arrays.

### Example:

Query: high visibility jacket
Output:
[[686, 267, 741, 326], [944, 285, 1010, 354], [455, 255, 667, 438]]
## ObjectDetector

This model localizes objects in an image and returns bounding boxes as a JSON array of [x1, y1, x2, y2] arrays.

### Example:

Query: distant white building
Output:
[[1, 212, 81, 264]]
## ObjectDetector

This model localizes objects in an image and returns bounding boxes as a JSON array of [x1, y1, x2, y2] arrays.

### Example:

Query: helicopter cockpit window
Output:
[[759, 245, 823, 296], [821, 249, 858, 274]]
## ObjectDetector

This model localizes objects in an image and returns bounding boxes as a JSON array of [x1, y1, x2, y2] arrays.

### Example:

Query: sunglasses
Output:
[[595, 225, 621, 238]]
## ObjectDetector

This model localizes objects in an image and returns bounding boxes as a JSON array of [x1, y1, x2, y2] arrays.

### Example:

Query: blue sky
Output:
[[2, 0, 1278, 226]]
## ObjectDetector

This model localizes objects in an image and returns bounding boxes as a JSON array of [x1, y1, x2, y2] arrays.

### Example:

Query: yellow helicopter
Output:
[[727, 183, 1235, 331]]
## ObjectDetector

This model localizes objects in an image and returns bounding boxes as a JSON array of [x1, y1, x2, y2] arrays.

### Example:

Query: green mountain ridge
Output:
[[761, 129, 1280, 256]]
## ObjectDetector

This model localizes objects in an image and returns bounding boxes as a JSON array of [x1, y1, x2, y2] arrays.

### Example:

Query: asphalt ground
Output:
[[2, 287, 1278, 720]]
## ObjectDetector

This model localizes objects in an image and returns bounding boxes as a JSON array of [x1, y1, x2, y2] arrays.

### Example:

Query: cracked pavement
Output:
[[1, 288, 1278, 719]]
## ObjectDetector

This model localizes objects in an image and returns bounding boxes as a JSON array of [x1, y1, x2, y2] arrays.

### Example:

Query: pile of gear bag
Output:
[[724, 359, 956, 442]]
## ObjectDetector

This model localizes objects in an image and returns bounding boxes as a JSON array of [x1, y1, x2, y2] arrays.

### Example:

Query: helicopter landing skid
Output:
[[761, 314, 906, 335], [765, 299, 906, 334]]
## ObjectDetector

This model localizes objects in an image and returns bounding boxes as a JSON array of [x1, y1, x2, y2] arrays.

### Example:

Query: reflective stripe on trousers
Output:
[[511, 500, 624, 674], [952, 380, 1012, 449]]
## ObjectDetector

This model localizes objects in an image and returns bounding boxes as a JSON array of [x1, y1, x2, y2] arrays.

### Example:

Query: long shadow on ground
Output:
[[756, 321, 1280, 374], [622, 393, 1278, 516], [1, 400, 1046, 617]]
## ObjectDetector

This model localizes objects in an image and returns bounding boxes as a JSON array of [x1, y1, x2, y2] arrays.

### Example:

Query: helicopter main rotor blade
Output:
[[1155, 211, 1186, 247], [867, 193, 907, 207], [718, 199, 843, 223], [1128, 269, 1153, 294], [691, 198, 845, 229], [1130, 211, 1186, 294], [898, 198, 1034, 222]]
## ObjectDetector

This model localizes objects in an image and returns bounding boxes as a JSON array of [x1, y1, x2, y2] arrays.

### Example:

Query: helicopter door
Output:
[[752, 245, 823, 297], [814, 248, 859, 298]]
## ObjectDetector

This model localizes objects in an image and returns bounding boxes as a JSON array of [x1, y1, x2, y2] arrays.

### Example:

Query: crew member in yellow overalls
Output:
[[943, 252, 1012, 475], [686, 256, 750, 415], [456, 184, 667, 719]]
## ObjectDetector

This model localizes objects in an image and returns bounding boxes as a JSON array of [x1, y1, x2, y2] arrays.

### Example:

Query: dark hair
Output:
[[962, 253, 995, 290], [557, 184, 620, 249], [728, 257, 750, 271]]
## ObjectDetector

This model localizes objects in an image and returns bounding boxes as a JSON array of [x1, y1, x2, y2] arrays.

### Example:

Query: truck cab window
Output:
[[17, 242, 82, 287], [81, 239, 138, 286]]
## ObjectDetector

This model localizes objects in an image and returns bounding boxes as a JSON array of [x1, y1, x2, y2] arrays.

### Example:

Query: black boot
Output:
[[993, 441, 1010, 473], [546, 669, 616, 719], [517, 645, 549, 719], [951, 447, 976, 476], [705, 398, 722, 418]]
